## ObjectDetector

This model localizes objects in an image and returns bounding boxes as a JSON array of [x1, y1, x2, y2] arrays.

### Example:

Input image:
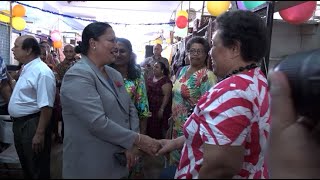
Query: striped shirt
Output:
[[0, 56, 8, 106], [0, 56, 7, 81], [175, 68, 270, 179]]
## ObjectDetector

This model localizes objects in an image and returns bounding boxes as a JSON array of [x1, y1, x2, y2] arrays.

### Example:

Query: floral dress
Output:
[[123, 73, 150, 120], [170, 65, 217, 165]]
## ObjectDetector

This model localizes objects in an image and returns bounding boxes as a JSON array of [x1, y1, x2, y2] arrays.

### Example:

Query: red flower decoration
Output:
[[181, 84, 190, 100], [114, 81, 122, 87]]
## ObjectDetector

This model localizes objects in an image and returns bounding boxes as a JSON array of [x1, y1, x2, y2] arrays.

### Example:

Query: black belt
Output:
[[11, 112, 41, 121]]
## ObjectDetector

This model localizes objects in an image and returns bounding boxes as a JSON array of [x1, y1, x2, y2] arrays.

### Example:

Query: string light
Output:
[[14, 1, 175, 26]]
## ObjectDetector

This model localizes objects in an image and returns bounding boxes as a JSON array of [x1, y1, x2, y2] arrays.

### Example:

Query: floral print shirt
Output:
[[170, 65, 217, 165], [124, 73, 150, 119]]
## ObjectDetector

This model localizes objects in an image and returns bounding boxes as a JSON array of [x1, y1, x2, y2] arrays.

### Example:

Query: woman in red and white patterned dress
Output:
[[157, 10, 271, 179]]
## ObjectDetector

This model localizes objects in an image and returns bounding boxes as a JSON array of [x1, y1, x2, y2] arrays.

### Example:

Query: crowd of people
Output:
[[0, 9, 319, 179]]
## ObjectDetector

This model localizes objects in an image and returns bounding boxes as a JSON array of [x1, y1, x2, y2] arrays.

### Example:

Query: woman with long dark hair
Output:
[[109, 37, 150, 179], [110, 38, 150, 135]]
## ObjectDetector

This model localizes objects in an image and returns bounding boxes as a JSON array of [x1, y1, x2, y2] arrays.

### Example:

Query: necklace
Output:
[[221, 63, 258, 81], [186, 63, 258, 117]]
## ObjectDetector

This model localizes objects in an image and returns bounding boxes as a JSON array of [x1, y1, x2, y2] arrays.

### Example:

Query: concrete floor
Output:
[[0, 139, 62, 179], [0, 138, 166, 179], [143, 155, 165, 179], [1, 144, 169, 179]]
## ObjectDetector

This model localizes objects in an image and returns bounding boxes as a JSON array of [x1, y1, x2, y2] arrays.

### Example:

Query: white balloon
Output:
[[174, 26, 188, 38]]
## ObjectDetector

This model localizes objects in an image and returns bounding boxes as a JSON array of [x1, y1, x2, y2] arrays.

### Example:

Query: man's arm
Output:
[[36, 106, 52, 135], [32, 106, 53, 154], [0, 80, 13, 103], [140, 57, 150, 68], [33, 72, 56, 154], [0, 57, 12, 102], [199, 144, 244, 178], [160, 83, 171, 110]]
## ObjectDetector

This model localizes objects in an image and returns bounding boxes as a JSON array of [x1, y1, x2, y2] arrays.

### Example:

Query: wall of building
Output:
[[268, 20, 320, 70]]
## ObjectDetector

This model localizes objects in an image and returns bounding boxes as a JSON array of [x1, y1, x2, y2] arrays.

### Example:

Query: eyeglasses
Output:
[[188, 49, 205, 55]]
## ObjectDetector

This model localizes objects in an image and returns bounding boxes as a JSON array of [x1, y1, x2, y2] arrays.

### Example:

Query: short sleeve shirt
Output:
[[175, 68, 271, 179], [8, 58, 56, 117]]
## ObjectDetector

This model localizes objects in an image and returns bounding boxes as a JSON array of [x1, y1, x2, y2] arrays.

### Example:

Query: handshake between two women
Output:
[[124, 133, 183, 169]]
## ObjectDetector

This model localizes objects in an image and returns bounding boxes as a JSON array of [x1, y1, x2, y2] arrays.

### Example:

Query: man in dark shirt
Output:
[[141, 44, 170, 79]]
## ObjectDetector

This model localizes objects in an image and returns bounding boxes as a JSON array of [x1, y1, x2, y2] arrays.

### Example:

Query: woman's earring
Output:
[[93, 47, 96, 50]]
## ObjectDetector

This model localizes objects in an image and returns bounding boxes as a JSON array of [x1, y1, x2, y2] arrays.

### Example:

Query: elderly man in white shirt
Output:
[[8, 35, 56, 179]]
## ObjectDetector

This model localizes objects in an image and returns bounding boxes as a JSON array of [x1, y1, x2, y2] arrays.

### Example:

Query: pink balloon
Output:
[[51, 30, 61, 42], [279, 1, 317, 25], [51, 30, 60, 34], [51, 33, 61, 42]]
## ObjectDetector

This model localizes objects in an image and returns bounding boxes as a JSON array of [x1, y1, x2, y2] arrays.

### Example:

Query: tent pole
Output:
[[201, 1, 205, 17], [261, 1, 275, 76], [9, 1, 13, 64], [188, 1, 190, 34]]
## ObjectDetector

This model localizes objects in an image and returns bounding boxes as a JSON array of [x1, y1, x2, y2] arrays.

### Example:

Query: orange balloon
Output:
[[12, 4, 26, 17], [53, 41, 62, 48]]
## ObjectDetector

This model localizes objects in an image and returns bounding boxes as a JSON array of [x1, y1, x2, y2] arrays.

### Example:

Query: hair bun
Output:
[[74, 41, 82, 53], [75, 45, 82, 54]]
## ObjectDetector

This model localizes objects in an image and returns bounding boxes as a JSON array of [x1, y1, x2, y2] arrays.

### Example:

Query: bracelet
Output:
[[137, 133, 141, 144], [136, 133, 141, 150]]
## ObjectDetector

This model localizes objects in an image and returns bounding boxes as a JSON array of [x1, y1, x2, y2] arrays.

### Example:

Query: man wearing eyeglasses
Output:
[[141, 44, 170, 79]]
